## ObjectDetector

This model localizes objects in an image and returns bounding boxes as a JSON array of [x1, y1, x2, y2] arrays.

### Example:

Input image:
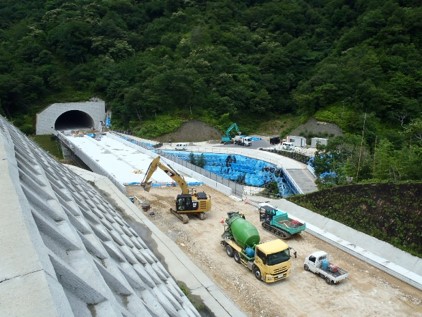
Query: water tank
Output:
[[245, 246, 255, 257], [321, 259, 330, 270], [227, 213, 260, 248]]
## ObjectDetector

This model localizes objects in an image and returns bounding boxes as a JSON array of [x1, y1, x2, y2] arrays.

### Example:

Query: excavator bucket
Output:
[[141, 181, 152, 192]]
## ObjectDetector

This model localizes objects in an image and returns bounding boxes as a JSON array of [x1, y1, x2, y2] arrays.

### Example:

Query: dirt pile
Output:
[[154, 120, 222, 143], [289, 118, 343, 138]]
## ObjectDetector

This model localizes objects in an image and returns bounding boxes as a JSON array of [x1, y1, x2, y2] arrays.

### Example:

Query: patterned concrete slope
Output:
[[0, 115, 200, 317]]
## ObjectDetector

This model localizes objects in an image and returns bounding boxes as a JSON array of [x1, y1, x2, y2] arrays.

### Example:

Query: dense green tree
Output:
[[0, 0, 420, 184], [403, 117, 422, 145], [313, 134, 372, 184], [47, 21, 92, 62], [372, 139, 400, 181]]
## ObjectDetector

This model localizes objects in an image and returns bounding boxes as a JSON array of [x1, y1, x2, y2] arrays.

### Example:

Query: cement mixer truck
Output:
[[220, 212, 295, 283]]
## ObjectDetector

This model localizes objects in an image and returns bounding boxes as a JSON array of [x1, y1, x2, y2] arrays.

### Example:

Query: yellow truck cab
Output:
[[251, 239, 292, 282], [221, 212, 294, 283]]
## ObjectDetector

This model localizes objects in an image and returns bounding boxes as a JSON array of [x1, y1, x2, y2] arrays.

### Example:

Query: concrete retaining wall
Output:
[[36, 100, 105, 135], [269, 199, 422, 291]]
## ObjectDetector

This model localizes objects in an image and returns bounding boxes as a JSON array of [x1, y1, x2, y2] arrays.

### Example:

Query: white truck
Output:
[[281, 141, 294, 151], [281, 142, 294, 151], [304, 251, 349, 284], [233, 135, 252, 146], [174, 143, 188, 151]]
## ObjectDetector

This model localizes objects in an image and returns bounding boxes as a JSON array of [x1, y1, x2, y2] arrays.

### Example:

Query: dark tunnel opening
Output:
[[55, 110, 94, 131]]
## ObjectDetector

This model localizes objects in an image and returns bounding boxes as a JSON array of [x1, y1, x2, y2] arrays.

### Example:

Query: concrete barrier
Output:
[[260, 198, 422, 291]]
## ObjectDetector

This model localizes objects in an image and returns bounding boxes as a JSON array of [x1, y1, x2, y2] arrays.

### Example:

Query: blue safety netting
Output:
[[163, 151, 294, 197]]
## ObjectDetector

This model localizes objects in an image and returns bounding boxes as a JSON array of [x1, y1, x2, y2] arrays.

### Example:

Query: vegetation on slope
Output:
[[30, 135, 63, 159], [288, 183, 422, 257], [0, 2, 420, 186], [1, 1, 420, 126]]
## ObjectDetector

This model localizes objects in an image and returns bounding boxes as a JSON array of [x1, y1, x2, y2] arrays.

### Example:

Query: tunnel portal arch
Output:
[[36, 100, 105, 135], [55, 110, 94, 131]]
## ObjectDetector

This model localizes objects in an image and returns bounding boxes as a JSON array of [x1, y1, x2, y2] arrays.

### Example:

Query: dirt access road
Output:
[[126, 185, 422, 317]]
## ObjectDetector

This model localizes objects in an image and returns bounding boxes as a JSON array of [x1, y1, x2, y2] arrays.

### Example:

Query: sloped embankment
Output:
[[153, 120, 222, 142], [288, 183, 422, 257]]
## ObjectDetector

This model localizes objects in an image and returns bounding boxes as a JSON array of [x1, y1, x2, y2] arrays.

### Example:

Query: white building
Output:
[[286, 135, 307, 147]]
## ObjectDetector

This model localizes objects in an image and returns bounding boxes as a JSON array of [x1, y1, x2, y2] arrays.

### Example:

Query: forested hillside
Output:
[[0, 0, 421, 183]]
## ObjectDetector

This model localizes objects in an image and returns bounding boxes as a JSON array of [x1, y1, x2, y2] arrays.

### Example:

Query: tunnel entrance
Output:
[[55, 110, 94, 131]]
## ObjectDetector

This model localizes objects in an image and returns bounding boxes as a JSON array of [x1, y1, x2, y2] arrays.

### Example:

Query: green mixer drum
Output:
[[229, 214, 260, 248]]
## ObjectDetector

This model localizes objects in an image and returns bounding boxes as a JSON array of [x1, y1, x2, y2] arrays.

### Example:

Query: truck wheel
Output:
[[233, 251, 240, 263], [253, 266, 262, 281], [198, 212, 206, 220], [325, 277, 333, 284], [304, 264, 309, 271], [225, 245, 234, 257]]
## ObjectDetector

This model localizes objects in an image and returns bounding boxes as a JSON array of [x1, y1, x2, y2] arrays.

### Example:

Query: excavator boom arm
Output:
[[141, 156, 189, 194], [225, 123, 240, 136]]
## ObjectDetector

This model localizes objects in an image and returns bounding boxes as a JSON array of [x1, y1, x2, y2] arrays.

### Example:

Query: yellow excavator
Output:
[[140, 156, 211, 223]]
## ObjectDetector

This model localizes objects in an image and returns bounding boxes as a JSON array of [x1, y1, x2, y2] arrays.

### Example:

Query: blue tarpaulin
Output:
[[105, 114, 111, 128], [163, 151, 294, 197]]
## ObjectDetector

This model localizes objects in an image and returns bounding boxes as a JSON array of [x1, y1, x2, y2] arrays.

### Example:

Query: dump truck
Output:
[[220, 211, 295, 283], [258, 203, 306, 239], [304, 251, 349, 284]]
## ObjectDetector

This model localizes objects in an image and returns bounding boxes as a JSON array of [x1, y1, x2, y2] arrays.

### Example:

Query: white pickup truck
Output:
[[304, 251, 349, 284]]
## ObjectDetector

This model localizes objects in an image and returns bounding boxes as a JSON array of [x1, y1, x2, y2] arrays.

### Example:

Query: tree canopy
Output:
[[0, 0, 420, 183]]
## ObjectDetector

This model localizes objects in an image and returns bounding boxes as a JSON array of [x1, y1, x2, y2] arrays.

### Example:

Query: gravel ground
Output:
[[133, 120, 421, 316], [127, 185, 422, 317]]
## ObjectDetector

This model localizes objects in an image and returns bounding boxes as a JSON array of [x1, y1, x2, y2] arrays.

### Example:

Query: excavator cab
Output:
[[176, 192, 209, 211], [176, 194, 197, 211]]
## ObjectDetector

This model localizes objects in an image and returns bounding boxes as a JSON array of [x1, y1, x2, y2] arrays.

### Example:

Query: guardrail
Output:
[[157, 145, 303, 195], [157, 150, 245, 197]]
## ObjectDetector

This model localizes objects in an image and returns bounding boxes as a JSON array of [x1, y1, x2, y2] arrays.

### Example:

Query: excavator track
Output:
[[262, 222, 291, 239], [170, 208, 189, 224]]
